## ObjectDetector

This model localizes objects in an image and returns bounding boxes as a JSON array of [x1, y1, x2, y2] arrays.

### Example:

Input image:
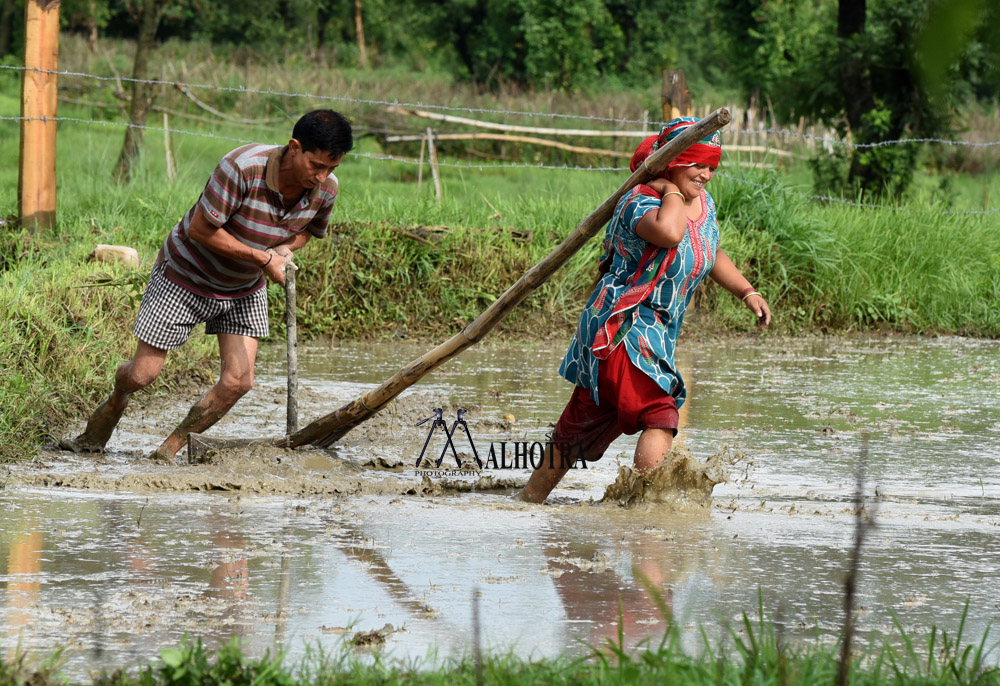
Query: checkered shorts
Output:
[[132, 262, 269, 350]]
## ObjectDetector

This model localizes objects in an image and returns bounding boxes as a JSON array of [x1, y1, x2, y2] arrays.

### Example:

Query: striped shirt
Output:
[[158, 144, 338, 299]]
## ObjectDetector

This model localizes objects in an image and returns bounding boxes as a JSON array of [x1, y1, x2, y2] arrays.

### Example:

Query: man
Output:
[[61, 109, 353, 463]]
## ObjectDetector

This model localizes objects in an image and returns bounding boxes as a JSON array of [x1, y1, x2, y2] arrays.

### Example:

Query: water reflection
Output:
[[4, 526, 42, 661], [543, 514, 713, 652]]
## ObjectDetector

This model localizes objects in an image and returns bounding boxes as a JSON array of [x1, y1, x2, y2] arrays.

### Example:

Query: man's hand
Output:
[[262, 249, 290, 286]]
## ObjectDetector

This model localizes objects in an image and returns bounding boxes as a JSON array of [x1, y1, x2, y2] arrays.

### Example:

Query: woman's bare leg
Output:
[[634, 428, 673, 472], [514, 445, 572, 503]]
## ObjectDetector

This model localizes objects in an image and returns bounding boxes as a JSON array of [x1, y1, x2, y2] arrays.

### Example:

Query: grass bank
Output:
[[2, 609, 996, 686], [2, 50, 999, 463]]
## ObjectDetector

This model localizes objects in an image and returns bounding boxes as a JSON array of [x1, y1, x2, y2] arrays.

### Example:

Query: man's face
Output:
[[288, 139, 344, 191]]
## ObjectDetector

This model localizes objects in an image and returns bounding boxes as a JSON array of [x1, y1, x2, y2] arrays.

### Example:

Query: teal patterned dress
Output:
[[559, 184, 720, 408]]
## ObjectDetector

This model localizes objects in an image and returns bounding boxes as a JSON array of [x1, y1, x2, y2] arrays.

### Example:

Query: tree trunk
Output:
[[113, 0, 164, 184], [838, 0, 872, 132], [85, 0, 99, 53], [837, 0, 878, 191], [0, 0, 15, 56], [354, 0, 367, 68]]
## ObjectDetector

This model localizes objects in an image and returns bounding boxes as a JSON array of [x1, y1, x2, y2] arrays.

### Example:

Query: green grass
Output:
[[1, 41, 999, 463], [1, 606, 996, 686]]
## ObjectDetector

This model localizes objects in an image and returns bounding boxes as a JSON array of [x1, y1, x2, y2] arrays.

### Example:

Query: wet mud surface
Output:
[[2, 336, 1000, 677]]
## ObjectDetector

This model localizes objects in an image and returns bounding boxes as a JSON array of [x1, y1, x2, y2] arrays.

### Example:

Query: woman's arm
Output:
[[709, 249, 771, 329], [635, 180, 687, 248]]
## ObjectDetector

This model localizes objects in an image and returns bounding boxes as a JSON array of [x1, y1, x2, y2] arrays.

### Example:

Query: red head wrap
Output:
[[630, 117, 722, 177]]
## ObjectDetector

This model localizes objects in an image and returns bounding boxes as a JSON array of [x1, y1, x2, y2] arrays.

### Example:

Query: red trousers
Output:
[[553, 344, 678, 462]]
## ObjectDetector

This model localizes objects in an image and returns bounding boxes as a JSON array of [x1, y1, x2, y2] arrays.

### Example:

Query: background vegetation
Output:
[[1, 0, 996, 195]]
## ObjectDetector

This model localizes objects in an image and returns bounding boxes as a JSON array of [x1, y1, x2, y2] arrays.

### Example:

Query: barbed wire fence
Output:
[[2, 65, 997, 217]]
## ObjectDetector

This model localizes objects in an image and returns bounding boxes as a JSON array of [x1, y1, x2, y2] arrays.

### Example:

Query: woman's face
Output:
[[668, 163, 715, 200]]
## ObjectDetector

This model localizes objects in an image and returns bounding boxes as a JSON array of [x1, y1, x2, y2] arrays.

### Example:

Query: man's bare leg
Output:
[[634, 428, 673, 472], [148, 334, 258, 463], [60, 340, 168, 452], [514, 444, 572, 503]]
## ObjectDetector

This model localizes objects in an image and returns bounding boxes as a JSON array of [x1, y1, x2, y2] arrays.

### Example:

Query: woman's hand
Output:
[[646, 178, 680, 196], [708, 250, 772, 330], [744, 293, 771, 330]]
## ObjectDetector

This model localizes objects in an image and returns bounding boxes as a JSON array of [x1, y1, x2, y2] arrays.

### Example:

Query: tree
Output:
[[715, 0, 989, 198], [113, 0, 169, 183], [354, 0, 367, 67]]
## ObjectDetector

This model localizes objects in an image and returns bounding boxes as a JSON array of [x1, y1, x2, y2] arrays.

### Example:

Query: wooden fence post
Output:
[[163, 112, 176, 182], [426, 127, 441, 203], [18, 0, 60, 231], [417, 134, 425, 191], [661, 69, 691, 122]]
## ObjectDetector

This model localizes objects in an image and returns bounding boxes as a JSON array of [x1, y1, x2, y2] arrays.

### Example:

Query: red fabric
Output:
[[553, 344, 679, 462], [630, 130, 721, 177]]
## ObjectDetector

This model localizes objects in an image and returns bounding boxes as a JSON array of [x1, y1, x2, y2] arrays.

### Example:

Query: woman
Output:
[[516, 118, 771, 504]]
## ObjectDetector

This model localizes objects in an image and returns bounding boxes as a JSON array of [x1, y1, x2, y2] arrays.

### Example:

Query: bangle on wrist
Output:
[[740, 286, 756, 298], [663, 191, 684, 200], [741, 290, 760, 302], [262, 251, 273, 268]]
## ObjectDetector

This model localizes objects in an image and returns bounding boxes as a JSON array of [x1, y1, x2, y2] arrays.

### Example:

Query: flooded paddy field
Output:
[[2, 335, 999, 678]]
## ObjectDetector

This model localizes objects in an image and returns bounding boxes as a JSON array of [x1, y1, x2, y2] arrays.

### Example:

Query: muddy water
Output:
[[2, 336, 999, 677]]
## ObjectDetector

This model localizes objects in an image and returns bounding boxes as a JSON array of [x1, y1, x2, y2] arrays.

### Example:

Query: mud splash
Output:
[[600, 446, 744, 508]]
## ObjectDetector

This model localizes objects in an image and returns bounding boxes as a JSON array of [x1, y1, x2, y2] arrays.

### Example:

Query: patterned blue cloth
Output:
[[559, 186, 720, 408]]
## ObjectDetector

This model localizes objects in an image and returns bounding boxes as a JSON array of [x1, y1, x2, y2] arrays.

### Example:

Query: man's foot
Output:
[[59, 395, 127, 454], [58, 434, 107, 453], [147, 448, 176, 465]]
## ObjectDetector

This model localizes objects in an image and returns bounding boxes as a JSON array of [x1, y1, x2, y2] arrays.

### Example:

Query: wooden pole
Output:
[[288, 109, 731, 448], [426, 127, 441, 203], [386, 132, 631, 158], [416, 134, 425, 191], [18, 0, 60, 231], [661, 69, 690, 122], [163, 112, 176, 182], [386, 105, 649, 138], [285, 262, 299, 435]]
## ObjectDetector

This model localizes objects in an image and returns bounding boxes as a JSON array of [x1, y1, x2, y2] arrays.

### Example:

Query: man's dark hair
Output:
[[293, 110, 353, 157]]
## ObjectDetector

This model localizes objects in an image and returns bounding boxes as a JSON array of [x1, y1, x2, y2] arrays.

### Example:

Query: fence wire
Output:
[[2, 113, 996, 217], [4, 64, 999, 149]]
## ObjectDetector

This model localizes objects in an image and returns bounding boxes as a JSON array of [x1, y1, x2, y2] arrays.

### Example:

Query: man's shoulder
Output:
[[222, 143, 280, 172], [318, 173, 339, 199]]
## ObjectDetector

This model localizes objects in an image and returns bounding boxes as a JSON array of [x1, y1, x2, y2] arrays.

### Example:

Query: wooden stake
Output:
[[285, 262, 299, 435], [661, 69, 690, 122], [18, 0, 60, 231], [417, 134, 425, 191], [163, 112, 176, 182], [288, 109, 732, 448], [426, 127, 441, 203]]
